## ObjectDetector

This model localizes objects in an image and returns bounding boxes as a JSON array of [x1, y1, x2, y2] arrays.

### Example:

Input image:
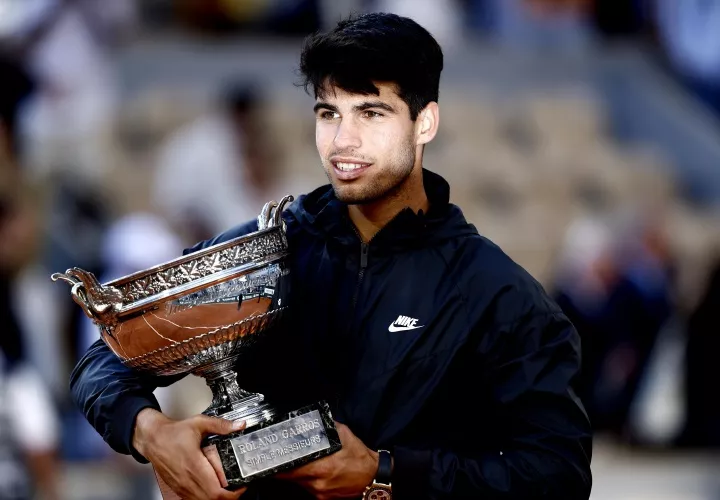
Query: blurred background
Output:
[[1, 0, 720, 499]]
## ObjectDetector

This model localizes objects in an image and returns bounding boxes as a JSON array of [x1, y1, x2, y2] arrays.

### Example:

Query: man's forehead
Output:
[[316, 82, 400, 103]]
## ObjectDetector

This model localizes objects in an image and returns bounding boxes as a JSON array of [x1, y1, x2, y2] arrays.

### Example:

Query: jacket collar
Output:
[[288, 169, 470, 252]]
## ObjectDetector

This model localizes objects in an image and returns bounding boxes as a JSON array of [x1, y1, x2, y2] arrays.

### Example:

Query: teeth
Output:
[[336, 162, 366, 171]]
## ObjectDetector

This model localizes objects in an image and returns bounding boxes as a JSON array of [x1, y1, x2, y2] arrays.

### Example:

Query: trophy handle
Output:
[[258, 201, 277, 230], [258, 195, 294, 230], [272, 195, 294, 228], [51, 268, 123, 326]]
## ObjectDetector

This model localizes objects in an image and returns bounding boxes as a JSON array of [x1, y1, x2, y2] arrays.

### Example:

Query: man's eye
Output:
[[319, 111, 339, 120], [363, 110, 383, 118]]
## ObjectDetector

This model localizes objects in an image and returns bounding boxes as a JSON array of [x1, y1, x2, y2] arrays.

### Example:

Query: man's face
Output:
[[314, 83, 417, 204]]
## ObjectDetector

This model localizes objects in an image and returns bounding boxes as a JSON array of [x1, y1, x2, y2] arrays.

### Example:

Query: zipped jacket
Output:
[[70, 169, 592, 499]]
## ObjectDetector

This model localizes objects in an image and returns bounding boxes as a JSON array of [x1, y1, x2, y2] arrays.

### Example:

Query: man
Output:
[[70, 12, 593, 500]]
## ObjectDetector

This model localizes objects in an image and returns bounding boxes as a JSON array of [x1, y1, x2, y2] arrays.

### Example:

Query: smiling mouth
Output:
[[334, 161, 370, 172]]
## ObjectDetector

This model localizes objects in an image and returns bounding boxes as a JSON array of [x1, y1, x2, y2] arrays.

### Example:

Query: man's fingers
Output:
[[203, 444, 228, 487], [215, 486, 247, 500], [193, 415, 246, 437], [192, 451, 242, 499], [334, 421, 354, 440]]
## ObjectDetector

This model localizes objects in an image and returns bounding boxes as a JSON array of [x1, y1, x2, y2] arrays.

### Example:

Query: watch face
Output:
[[366, 485, 392, 500]]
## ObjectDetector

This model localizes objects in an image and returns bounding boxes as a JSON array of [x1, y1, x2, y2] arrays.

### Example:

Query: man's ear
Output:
[[416, 102, 439, 146]]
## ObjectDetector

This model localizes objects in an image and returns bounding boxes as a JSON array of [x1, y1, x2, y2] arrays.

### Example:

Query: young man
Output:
[[70, 12, 592, 500]]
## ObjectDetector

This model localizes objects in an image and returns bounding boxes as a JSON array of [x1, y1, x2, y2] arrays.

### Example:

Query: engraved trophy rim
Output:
[[106, 225, 282, 289], [51, 195, 294, 323], [116, 241, 287, 318]]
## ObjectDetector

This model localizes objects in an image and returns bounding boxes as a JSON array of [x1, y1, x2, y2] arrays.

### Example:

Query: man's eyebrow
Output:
[[353, 101, 396, 114], [312, 101, 397, 114], [313, 102, 338, 114]]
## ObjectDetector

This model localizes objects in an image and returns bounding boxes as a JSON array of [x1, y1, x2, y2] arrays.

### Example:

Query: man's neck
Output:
[[347, 169, 428, 243]]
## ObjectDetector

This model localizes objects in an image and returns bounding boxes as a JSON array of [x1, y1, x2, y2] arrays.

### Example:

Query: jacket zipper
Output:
[[335, 235, 368, 415], [352, 242, 369, 311]]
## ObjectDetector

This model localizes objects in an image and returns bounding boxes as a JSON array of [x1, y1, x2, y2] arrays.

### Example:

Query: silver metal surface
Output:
[[231, 410, 331, 478]]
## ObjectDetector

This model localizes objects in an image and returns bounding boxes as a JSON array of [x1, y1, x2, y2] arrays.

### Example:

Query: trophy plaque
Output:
[[52, 196, 341, 491]]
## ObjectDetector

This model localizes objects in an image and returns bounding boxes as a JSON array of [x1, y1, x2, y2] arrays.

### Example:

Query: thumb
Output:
[[193, 415, 246, 437]]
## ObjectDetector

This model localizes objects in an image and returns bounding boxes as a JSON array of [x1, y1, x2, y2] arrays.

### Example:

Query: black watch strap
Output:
[[376, 449, 392, 485]]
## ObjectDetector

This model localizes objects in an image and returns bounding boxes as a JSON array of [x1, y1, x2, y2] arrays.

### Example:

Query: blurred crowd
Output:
[[1, 1, 720, 499]]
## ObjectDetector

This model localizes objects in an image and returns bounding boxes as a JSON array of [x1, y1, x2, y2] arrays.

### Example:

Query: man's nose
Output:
[[333, 118, 362, 150]]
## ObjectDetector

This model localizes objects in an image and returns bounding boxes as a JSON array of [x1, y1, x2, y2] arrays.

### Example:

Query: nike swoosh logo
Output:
[[388, 324, 424, 333]]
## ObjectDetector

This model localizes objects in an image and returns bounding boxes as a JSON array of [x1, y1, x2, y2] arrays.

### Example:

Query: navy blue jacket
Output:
[[70, 169, 592, 499]]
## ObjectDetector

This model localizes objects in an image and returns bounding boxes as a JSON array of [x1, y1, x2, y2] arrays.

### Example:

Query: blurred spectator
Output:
[[553, 215, 617, 415], [594, 212, 675, 438], [557, 209, 676, 438], [0, 48, 65, 500], [0, 350, 34, 500], [0, 183, 60, 500], [3, 1, 136, 382], [151, 82, 308, 242], [4, 0, 138, 183]]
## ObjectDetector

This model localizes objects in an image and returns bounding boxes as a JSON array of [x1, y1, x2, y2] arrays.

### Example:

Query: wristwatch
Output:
[[363, 449, 392, 499]]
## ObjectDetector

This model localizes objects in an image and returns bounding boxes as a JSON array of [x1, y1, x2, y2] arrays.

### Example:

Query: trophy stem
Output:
[[204, 368, 251, 416], [198, 359, 274, 426]]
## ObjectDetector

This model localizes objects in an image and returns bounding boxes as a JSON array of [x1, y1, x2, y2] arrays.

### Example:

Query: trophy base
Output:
[[203, 400, 341, 489]]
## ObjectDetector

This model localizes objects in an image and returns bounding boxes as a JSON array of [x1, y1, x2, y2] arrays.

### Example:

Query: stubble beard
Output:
[[324, 139, 416, 205]]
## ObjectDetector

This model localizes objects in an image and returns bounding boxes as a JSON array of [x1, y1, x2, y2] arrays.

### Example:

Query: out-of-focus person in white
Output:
[[0, 0, 138, 184], [0, 352, 60, 500], [151, 83, 314, 243]]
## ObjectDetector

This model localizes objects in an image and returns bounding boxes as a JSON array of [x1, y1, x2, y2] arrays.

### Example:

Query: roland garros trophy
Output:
[[52, 196, 341, 492]]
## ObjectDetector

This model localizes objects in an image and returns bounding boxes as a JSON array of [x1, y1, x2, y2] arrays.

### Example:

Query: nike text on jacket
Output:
[[70, 169, 593, 499]]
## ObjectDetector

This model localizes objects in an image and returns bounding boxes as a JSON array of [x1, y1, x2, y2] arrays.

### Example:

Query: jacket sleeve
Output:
[[69, 339, 183, 463], [392, 309, 593, 499], [69, 219, 261, 463]]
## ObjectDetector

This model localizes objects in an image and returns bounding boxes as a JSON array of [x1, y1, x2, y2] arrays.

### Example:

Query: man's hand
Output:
[[275, 422, 379, 500], [133, 408, 248, 500]]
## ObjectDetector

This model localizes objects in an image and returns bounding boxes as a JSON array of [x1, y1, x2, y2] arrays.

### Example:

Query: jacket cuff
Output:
[[392, 446, 432, 499], [114, 397, 161, 464]]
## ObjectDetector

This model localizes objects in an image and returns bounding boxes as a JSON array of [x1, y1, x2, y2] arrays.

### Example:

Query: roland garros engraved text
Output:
[[231, 411, 331, 477]]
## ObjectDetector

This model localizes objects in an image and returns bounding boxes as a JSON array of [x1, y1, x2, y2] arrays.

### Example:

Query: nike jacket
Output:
[[70, 169, 593, 499]]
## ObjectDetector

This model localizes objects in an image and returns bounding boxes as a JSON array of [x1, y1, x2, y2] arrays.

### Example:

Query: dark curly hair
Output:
[[298, 12, 443, 121]]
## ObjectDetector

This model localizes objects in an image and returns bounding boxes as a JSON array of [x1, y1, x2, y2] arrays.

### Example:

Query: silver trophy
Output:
[[52, 196, 341, 491]]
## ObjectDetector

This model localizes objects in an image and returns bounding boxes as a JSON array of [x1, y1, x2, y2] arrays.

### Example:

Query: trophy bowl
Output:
[[52, 196, 341, 490]]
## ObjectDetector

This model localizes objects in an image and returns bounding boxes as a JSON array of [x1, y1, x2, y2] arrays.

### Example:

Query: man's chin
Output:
[[332, 186, 376, 205]]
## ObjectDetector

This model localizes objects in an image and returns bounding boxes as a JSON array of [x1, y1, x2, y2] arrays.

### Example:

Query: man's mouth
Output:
[[335, 161, 368, 172], [330, 158, 372, 179]]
